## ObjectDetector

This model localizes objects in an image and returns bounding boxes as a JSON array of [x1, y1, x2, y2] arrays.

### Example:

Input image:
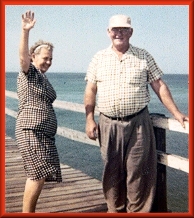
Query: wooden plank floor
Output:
[[5, 136, 107, 213]]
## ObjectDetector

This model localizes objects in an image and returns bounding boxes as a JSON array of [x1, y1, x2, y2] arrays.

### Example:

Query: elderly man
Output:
[[84, 14, 188, 213]]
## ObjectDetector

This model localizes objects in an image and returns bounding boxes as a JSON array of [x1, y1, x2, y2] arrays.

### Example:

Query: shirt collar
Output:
[[107, 43, 136, 56]]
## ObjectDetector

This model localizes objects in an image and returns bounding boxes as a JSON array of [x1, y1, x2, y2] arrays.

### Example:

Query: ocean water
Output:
[[5, 72, 189, 212]]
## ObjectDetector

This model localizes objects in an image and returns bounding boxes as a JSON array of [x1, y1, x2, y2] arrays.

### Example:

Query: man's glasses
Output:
[[110, 27, 131, 34]]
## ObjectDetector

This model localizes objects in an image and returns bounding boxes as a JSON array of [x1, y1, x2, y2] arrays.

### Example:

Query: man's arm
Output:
[[84, 81, 98, 140], [150, 78, 189, 128]]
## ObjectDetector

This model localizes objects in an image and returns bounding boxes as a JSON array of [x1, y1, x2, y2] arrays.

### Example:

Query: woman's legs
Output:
[[22, 177, 45, 212]]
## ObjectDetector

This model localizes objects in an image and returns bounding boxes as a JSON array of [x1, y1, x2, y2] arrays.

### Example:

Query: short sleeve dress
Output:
[[15, 63, 62, 182]]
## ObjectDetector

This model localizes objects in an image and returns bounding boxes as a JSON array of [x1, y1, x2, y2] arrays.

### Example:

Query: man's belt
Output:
[[101, 106, 147, 122]]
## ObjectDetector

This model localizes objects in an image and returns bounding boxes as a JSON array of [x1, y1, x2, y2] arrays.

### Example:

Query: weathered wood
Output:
[[5, 92, 189, 213], [5, 107, 189, 173], [150, 113, 189, 134], [5, 90, 99, 115], [152, 118, 168, 212], [5, 136, 107, 213], [5, 90, 189, 133], [157, 151, 189, 173]]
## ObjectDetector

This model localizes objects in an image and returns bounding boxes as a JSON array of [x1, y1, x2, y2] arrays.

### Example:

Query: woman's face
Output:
[[32, 47, 53, 73]]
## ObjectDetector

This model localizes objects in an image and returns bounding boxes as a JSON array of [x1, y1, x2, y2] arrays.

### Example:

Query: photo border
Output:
[[1, 0, 193, 217]]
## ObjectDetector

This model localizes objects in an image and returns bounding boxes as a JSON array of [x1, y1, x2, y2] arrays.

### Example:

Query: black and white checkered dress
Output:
[[15, 63, 62, 182]]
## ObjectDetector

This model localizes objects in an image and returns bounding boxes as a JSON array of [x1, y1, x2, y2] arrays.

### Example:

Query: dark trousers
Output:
[[98, 107, 157, 212]]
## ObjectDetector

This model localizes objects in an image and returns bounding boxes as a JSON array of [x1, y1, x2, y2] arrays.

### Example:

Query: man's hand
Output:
[[86, 119, 98, 140], [173, 111, 189, 128]]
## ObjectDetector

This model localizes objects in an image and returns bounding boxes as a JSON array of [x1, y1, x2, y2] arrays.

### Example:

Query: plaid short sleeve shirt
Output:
[[85, 44, 164, 117]]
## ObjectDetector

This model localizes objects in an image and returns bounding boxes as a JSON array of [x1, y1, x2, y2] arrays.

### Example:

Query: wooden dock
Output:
[[5, 91, 189, 213], [5, 136, 107, 213]]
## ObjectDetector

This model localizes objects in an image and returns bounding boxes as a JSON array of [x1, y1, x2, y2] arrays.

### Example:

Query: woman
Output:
[[15, 10, 62, 213]]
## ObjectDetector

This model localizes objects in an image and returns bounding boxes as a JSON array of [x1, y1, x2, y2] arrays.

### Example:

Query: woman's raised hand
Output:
[[22, 10, 36, 30]]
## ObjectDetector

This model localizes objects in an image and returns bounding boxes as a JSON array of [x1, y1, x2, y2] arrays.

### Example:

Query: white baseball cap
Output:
[[109, 14, 132, 29]]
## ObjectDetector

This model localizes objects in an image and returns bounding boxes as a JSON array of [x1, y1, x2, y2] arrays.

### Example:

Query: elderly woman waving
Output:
[[15, 11, 62, 213]]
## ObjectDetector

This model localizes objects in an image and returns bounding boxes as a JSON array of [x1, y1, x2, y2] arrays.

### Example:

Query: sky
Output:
[[5, 5, 189, 74]]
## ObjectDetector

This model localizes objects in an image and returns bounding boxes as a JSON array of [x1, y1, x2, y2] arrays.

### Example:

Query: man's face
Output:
[[108, 27, 133, 47]]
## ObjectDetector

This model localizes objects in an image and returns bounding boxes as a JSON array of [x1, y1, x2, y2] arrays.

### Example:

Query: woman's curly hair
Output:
[[29, 39, 54, 55]]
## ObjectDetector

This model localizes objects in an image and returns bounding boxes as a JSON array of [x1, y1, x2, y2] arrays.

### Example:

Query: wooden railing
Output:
[[5, 90, 189, 212]]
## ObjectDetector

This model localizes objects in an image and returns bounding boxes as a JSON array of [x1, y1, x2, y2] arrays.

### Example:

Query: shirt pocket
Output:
[[126, 69, 147, 85], [124, 58, 148, 85]]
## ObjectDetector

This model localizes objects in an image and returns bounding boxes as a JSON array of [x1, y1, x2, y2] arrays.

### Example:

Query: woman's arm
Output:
[[19, 11, 36, 73]]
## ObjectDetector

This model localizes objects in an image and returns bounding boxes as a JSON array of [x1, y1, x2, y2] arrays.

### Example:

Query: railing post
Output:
[[150, 113, 168, 212]]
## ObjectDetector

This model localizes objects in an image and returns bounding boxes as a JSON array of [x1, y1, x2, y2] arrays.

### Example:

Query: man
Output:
[[84, 14, 188, 213]]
